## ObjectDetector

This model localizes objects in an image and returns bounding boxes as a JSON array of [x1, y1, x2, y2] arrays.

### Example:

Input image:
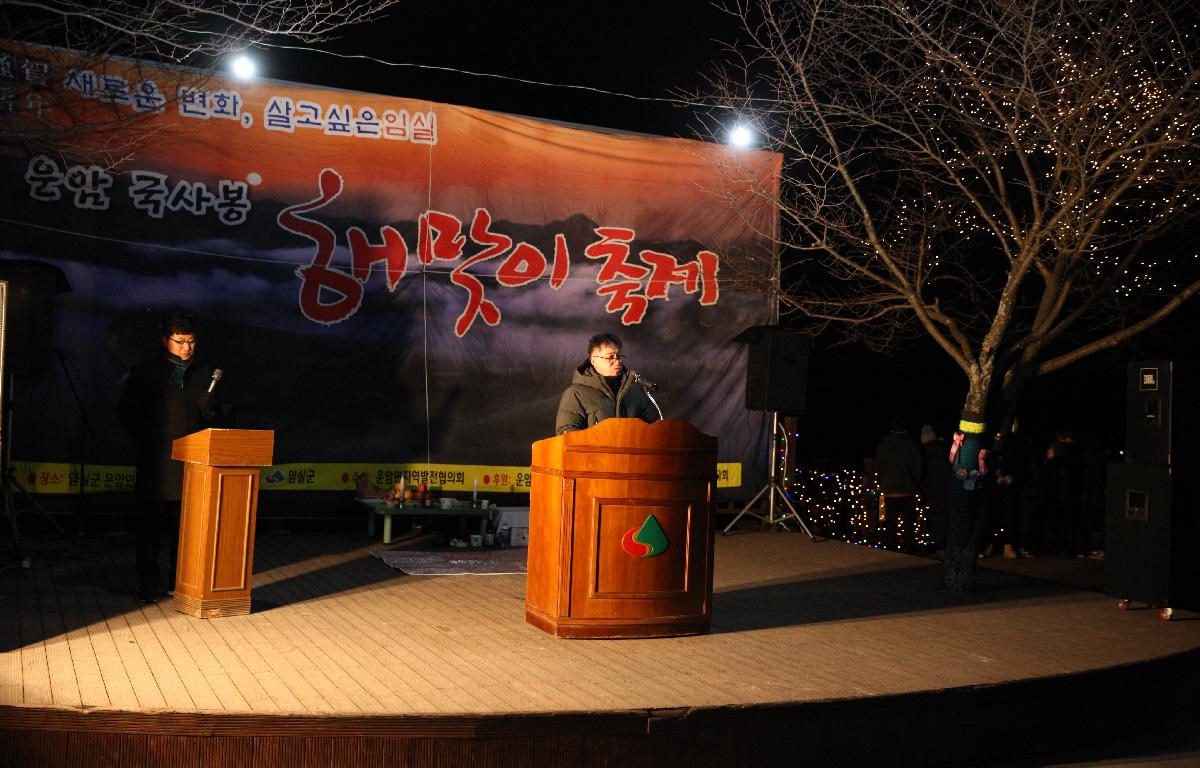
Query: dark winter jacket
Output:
[[555, 361, 660, 435], [920, 437, 950, 509], [873, 432, 925, 495], [948, 432, 987, 509], [118, 354, 217, 501]]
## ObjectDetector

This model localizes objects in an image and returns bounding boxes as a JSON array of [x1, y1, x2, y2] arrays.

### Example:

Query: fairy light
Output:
[[782, 467, 933, 551]]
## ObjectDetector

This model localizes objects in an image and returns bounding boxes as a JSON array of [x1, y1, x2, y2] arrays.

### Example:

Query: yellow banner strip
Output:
[[14, 461, 743, 494]]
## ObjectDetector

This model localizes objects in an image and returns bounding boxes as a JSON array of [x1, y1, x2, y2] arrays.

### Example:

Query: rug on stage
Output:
[[374, 547, 528, 575]]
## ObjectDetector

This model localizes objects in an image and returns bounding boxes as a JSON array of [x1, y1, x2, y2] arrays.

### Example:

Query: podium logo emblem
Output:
[[620, 514, 669, 558]]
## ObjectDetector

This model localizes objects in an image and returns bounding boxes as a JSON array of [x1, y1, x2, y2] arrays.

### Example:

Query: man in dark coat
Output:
[[555, 333, 660, 434], [919, 424, 950, 552], [1040, 430, 1085, 556], [872, 417, 925, 549], [118, 310, 217, 603]]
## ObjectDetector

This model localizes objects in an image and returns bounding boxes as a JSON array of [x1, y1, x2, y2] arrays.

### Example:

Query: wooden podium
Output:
[[526, 419, 717, 638], [170, 428, 274, 618]]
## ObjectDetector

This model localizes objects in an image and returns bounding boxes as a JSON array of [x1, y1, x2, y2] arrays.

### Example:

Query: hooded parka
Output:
[[555, 361, 659, 435]]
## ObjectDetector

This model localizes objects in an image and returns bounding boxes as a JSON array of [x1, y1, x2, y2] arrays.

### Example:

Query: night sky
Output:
[[263, 1, 733, 140]]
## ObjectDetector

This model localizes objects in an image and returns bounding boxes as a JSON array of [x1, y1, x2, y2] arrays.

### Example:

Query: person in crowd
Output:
[[872, 417, 924, 549], [555, 333, 660, 434], [981, 416, 1032, 559], [1039, 429, 1085, 557], [943, 414, 989, 592], [1081, 437, 1112, 560], [919, 424, 950, 553], [118, 310, 219, 603], [1017, 436, 1044, 558]]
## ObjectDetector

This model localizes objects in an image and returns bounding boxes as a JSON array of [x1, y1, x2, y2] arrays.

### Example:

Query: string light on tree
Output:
[[782, 467, 932, 551]]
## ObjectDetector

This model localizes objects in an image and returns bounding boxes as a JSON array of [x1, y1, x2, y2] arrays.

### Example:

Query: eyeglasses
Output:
[[168, 337, 197, 347], [591, 353, 624, 363]]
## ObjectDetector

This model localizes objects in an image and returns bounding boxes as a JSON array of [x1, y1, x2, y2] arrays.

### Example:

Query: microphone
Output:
[[208, 368, 223, 393], [632, 372, 659, 392]]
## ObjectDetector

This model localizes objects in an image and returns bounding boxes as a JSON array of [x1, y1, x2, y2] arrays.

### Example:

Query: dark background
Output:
[[266, 2, 732, 140], [259, 1, 1197, 462]]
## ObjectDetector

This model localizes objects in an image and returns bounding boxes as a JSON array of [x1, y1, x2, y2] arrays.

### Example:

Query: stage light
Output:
[[729, 124, 754, 148], [231, 54, 257, 81]]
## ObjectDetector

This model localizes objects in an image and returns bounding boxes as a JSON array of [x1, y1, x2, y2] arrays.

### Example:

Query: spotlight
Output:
[[729, 124, 754, 148], [230, 54, 257, 81]]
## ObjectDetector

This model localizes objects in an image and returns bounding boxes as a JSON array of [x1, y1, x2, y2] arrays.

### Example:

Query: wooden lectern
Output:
[[526, 419, 717, 638], [170, 428, 274, 618]]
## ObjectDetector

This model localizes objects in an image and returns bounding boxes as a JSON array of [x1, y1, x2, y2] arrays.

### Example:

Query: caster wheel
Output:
[[1160, 608, 1174, 621], [1118, 599, 1131, 611]]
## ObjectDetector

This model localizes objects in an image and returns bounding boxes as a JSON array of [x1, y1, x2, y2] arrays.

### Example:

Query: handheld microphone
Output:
[[208, 368, 223, 393], [632, 372, 659, 392]]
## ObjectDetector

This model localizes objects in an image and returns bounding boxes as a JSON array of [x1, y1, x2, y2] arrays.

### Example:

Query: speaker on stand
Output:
[[723, 326, 814, 538], [1105, 361, 1196, 619]]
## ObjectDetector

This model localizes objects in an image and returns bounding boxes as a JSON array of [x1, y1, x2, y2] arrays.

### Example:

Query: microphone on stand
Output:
[[631, 372, 659, 392], [207, 368, 224, 393]]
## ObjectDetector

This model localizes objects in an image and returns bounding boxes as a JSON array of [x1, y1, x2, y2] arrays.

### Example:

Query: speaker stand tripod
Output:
[[722, 411, 814, 539]]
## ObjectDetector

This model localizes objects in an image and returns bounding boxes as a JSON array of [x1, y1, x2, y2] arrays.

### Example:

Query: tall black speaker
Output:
[[1104, 462, 1195, 610], [1125, 361, 1172, 465], [1107, 360, 1196, 614], [736, 326, 810, 414], [0, 260, 70, 373]]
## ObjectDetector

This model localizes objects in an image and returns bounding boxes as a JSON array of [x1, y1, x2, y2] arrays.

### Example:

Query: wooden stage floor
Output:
[[2, 528, 1198, 765]]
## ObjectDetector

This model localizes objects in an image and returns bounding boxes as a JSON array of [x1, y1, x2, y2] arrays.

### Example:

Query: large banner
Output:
[[0, 46, 781, 495]]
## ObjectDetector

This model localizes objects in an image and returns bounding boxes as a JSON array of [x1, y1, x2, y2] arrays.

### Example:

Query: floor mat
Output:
[[374, 547, 528, 575]]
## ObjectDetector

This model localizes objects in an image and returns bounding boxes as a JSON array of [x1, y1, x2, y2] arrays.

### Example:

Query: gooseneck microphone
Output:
[[207, 368, 224, 393], [631, 372, 659, 392]]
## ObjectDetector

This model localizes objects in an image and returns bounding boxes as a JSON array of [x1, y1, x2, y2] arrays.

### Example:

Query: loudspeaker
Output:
[[1105, 462, 1195, 610], [737, 326, 810, 414], [1125, 361, 1172, 465], [0, 260, 69, 372]]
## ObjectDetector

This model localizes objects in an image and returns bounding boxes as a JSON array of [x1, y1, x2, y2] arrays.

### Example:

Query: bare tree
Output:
[[701, 0, 1200, 591], [704, 0, 1200, 430], [1, 1, 397, 162]]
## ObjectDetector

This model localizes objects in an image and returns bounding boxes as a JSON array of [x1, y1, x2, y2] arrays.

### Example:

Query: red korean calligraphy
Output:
[[452, 209, 507, 336], [278, 168, 408, 324], [279, 169, 721, 330], [446, 211, 574, 336], [585, 228, 719, 325]]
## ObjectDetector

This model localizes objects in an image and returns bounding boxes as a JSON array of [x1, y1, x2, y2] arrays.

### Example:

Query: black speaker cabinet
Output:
[[738, 326, 810, 414], [0, 260, 69, 372], [1125, 361, 1173, 465], [1105, 462, 1196, 610]]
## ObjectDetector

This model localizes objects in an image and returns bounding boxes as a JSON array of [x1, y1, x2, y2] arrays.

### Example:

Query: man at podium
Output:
[[118, 310, 220, 603], [555, 333, 660, 435]]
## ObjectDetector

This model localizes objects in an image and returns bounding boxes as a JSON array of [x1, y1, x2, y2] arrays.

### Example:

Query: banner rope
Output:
[[260, 43, 736, 111], [423, 111, 435, 467]]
